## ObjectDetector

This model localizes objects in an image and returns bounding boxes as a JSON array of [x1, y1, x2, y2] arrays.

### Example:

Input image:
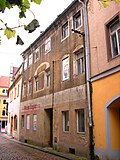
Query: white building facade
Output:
[[7, 65, 22, 140]]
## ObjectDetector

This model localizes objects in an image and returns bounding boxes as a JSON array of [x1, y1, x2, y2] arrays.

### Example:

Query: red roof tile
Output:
[[0, 76, 10, 88]]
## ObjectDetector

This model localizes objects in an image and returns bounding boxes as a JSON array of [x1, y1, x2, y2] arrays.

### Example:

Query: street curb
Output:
[[0, 133, 82, 160]]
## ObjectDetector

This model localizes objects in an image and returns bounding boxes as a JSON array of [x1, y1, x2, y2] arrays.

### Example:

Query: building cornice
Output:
[[91, 65, 120, 82]]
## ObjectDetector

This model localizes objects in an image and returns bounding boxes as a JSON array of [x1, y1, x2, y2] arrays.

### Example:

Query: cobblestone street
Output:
[[0, 134, 66, 160]]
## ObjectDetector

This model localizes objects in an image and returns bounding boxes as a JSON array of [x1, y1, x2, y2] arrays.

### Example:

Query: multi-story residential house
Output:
[[7, 65, 22, 140], [20, 0, 90, 157], [88, 0, 120, 159], [0, 76, 10, 132]]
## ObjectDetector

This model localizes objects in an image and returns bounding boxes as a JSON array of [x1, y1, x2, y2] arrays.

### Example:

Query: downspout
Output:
[[52, 60, 55, 147], [78, 0, 94, 159]]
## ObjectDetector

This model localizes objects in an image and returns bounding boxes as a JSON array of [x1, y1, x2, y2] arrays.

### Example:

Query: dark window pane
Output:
[[111, 33, 118, 56]]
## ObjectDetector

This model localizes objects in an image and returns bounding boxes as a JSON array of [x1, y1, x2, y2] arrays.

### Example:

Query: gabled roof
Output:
[[0, 76, 10, 88]]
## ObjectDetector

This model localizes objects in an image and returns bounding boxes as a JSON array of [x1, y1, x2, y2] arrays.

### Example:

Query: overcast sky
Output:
[[0, 0, 73, 76]]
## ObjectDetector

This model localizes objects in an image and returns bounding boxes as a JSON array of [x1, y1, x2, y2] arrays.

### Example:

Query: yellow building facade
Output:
[[0, 87, 9, 132], [0, 76, 10, 133], [91, 69, 120, 159], [88, 0, 120, 159]]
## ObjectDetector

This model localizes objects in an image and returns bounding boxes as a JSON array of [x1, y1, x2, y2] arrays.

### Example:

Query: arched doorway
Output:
[[105, 94, 120, 160]]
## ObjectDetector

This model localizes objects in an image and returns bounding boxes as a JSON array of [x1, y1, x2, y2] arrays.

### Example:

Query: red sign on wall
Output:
[[22, 104, 41, 111]]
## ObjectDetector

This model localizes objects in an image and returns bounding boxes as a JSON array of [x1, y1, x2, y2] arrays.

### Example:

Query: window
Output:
[[34, 48, 39, 62], [2, 110, 5, 116], [17, 84, 20, 97], [62, 57, 69, 81], [14, 87, 17, 99], [2, 121, 5, 128], [45, 37, 51, 53], [28, 80, 32, 94], [21, 115, 24, 128], [26, 114, 30, 129], [2, 89, 5, 93], [63, 111, 69, 132], [109, 18, 120, 57], [62, 21, 69, 39], [24, 58, 27, 70], [75, 49, 84, 74], [73, 10, 82, 29], [10, 92, 13, 102], [14, 115, 17, 130], [77, 109, 85, 133], [3, 99, 6, 104], [45, 70, 50, 87], [34, 76, 39, 91], [23, 83, 27, 97], [33, 114, 37, 130], [28, 54, 33, 66]]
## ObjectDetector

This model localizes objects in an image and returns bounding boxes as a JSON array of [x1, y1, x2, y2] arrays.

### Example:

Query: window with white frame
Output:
[[28, 54, 33, 66], [45, 69, 50, 87], [26, 114, 30, 129], [62, 57, 69, 81], [109, 18, 120, 58], [34, 76, 39, 91], [45, 37, 51, 53], [24, 58, 27, 70], [62, 21, 69, 39], [77, 109, 85, 133], [33, 114, 37, 130], [28, 80, 32, 94], [34, 48, 39, 62], [73, 10, 82, 29], [63, 111, 69, 132], [75, 49, 84, 74]]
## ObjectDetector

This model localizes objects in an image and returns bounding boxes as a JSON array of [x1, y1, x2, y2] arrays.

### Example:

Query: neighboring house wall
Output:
[[88, 0, 120, 159], [0, 76, 10, 133], [7, 65, 22, 140], [20, 0, 89, 157]]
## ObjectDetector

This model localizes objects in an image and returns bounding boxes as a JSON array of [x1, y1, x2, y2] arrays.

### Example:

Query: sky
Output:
[[0, 0, 73, 76]]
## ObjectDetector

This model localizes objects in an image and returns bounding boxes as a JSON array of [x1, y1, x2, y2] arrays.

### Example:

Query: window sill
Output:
[[77, 131, 86, 135], [108, 54, 120, 62], [63, 131, 69, 133], [72, 25, 82, 32], [61, 35, 69, 42]]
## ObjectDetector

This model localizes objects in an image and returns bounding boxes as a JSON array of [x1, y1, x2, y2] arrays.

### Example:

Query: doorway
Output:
[[44, 108, 53, 147], [10, 117, 13, 135]]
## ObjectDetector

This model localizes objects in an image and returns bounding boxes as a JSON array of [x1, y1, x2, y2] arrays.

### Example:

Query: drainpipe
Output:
[[78, 0, 94, 159]]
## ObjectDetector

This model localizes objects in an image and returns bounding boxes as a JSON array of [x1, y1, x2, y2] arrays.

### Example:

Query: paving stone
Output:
[[0, 134, 65, 160]]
